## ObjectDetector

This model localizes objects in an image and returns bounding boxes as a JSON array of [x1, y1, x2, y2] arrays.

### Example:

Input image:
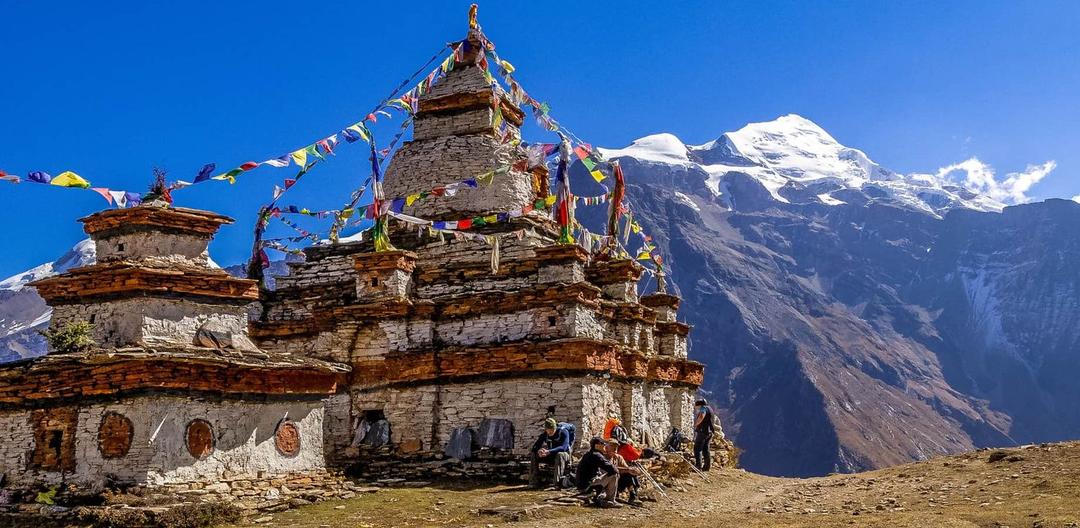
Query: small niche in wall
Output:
[[98, 412, 134, 459], [275, 421, 301, 457], [185, 419, 214, 460], [371, 277, 379, 287], [97, 412, 133, 457], [30, 408, 77, 472], [116, 242, 125, 253], [548, 316, 557, 327], [358, 409, 389, 448]]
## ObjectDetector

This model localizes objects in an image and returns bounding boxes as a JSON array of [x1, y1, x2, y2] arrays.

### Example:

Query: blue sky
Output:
[[2, 1, 1078, 276]]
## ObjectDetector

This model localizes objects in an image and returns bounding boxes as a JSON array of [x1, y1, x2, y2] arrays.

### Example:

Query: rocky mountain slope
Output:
[[576, 115, 1080, 476], [0, 239, 95, 363]]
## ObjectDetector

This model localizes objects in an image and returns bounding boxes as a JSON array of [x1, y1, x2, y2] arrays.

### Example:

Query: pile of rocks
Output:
[[348, 449, 529, 483]]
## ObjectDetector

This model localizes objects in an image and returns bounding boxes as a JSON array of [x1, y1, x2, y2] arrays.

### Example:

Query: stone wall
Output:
[[50, 298, 250, 350], [336, 375, 702, 463], [381, 62, 535, 220], [0, 396, 331, 490], [0, 411, 34, 479], [95, 231, 211, 267], [348, 378, 587, 457], [383, 135, 535, 220], [580, 380, 697, 448]]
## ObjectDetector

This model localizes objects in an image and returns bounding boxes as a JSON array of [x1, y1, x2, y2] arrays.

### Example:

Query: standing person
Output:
[[529, 418, 571, 488], [693, 399, 715, 471], [576, 437, 621, 508]]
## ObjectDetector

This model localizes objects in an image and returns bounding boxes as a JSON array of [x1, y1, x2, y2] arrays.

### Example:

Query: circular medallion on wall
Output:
[[186, 419, 214, 460], [275, 421, 301, 457], [98, 412, 134, 459]]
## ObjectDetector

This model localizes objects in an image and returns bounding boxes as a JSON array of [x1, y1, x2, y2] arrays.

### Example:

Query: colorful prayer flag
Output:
[[51, 171, 91, 188], [194, 163, 216, 183], [27, 171, 52, 184], [263, 155, 290, 168], [290, 148, 308, 167], [91, 188, 113, 204], [108, 190, 127, 207]]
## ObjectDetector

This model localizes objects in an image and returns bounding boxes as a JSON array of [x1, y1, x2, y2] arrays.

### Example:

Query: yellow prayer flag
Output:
[[50, 171, 90, 189], [636, 252, 652, 261], [477, 170, 495, 186], [290, 148, 308, 167], [590, 169, 606, 183], [545, 195, 557, 206], [406, 194, 420, 206], [347, 125, 370, 143], [483, 215, 498, 224]]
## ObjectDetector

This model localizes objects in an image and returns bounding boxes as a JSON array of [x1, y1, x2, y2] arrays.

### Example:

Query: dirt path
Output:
[[229, 442, 1080, 528]]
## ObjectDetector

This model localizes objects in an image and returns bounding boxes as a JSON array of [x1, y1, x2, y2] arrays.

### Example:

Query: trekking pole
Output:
[[681, 453, 712, 482], [633, 462, 669, 499]]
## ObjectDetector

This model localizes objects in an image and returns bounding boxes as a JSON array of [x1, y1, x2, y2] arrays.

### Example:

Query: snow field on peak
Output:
[[598, 114, 1027, 217]]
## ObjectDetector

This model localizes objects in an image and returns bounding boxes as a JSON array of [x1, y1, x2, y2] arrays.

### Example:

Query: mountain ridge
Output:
[[581, 116, 1077, 475]]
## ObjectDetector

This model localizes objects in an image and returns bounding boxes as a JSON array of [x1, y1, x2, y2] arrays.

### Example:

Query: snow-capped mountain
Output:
[[599, 114, 1006, 217], [572, 115, 1079, 477], [0, 239, 95, 362]]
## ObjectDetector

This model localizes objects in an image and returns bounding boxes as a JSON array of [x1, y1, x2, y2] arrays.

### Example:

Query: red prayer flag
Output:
[[458, 219, 473, 230], [240, 161, 259, 171]]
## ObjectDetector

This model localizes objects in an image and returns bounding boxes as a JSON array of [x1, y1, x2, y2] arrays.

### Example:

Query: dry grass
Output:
[[226, 442, 1080, 528]]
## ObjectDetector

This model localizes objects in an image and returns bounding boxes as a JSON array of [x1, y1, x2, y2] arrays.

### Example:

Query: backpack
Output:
[[557, 422, 576, 449], [664, 427, 686, 452]]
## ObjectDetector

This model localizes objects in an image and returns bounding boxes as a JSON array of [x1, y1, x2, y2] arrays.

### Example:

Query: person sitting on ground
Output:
[[529, 418, 571, 488], [575, 437, 621, 508], [693, 399, 716, 471], [604, 439, 643, 505]]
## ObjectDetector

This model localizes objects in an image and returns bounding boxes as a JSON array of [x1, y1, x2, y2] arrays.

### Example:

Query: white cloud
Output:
[[935, 157, 1056, 205]]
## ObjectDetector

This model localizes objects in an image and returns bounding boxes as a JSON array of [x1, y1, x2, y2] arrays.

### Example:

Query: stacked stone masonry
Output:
[[0, 204, 346, 496], [254, 30, 705, 464], [0, 25, 712, 502]]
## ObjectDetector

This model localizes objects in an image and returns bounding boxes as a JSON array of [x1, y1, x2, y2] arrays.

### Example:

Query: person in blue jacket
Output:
[[529, 418, 571, 488]]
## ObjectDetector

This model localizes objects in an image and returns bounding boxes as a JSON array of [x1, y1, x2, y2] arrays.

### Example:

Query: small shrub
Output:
[[40, 321, 95, 354]]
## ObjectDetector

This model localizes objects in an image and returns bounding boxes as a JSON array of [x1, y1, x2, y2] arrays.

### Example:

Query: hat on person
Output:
[[589, 437, 605, 448], [544, 418, 557, 430], [695, 399, 707, 406]]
